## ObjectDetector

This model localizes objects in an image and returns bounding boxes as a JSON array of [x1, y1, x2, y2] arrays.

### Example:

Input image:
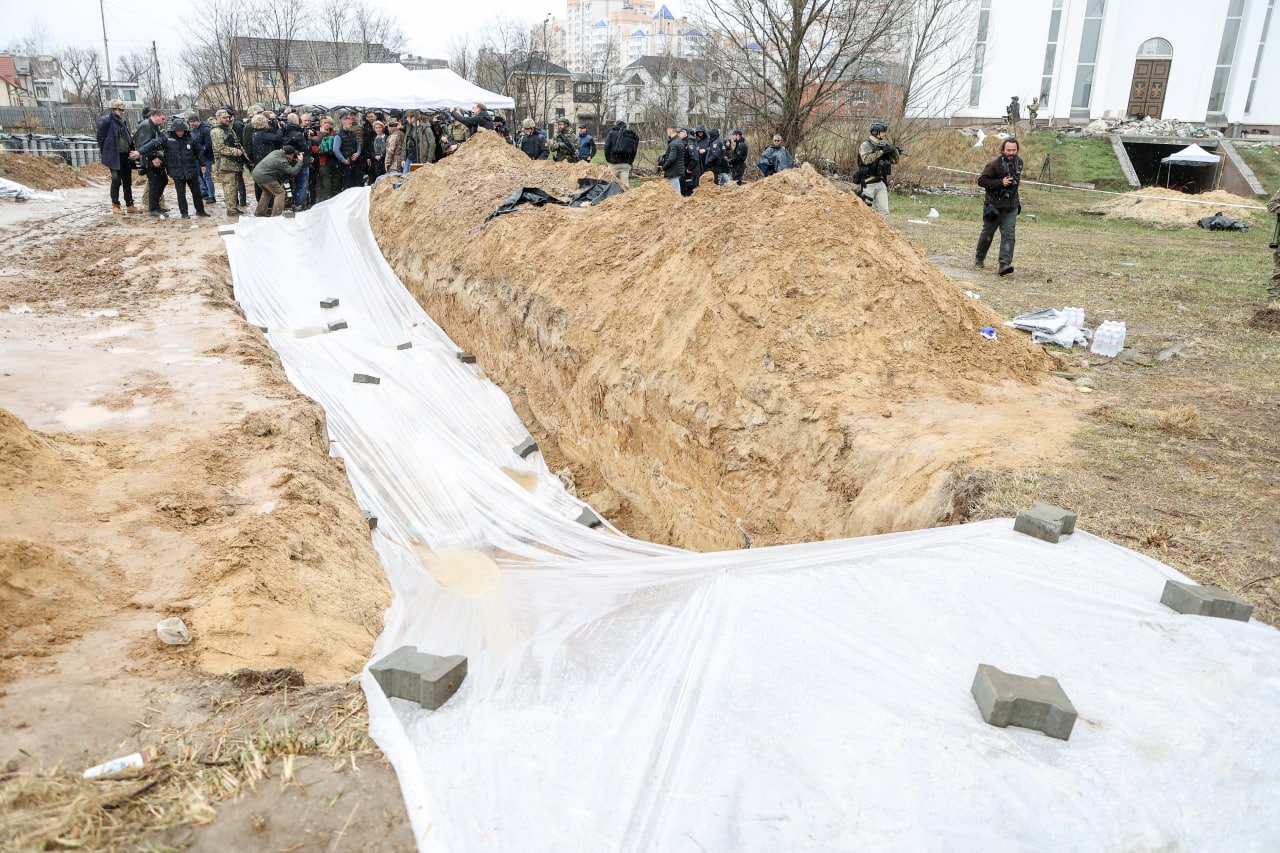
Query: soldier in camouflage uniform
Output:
[[1268, 185, 1280, 309], [211, 109, 245, 217]]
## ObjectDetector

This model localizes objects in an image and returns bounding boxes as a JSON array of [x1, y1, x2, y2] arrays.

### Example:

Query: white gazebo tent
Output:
[[1156, 143, 1221, 192], [291, 63, 514, 111]]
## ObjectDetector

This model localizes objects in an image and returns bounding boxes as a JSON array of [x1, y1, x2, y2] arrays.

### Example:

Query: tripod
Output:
[[1034, 154, 1051, 185]]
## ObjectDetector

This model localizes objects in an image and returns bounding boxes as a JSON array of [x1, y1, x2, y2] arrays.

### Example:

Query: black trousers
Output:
[[146, 168, 168, 212], [109, 160, 134, 206], [172, 177, 206, 216]]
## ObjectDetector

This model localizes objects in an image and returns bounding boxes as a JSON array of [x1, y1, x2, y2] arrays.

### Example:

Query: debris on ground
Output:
[[1073, 117, 1225, 139], [1197, 212, 1250, 231]]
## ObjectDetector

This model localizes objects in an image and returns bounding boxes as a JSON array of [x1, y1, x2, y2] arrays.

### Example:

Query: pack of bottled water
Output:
[[1062, 306, 1086, 329], [1090, 320, 1127, 357]]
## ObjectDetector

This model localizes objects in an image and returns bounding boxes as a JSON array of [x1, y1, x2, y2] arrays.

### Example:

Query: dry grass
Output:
[[892, 181, 1280, 625], [0, 676, 381, 851]]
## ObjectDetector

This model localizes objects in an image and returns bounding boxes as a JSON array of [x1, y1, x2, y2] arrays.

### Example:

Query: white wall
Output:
[[932, 0, 1278, 127]]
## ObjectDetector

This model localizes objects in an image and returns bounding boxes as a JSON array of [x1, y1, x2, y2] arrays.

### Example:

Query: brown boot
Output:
[[126, 205, 140, 214], [112, 203, 123, 215]]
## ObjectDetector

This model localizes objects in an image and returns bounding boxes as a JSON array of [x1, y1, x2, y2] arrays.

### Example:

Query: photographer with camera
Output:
[[856, 121, 902, 215], [975, 138, 1024, 276]]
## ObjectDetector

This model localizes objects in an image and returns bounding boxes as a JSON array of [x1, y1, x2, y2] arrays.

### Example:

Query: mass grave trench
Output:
[[369, 132, 1077, 550]]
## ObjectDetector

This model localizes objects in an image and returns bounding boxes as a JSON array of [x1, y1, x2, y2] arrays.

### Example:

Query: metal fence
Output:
[[0, 105, 145, 135]]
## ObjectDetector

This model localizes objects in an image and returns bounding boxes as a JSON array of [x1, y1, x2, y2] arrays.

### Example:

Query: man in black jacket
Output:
[[657, 126, 685, 193], [603, 119, 638, 186], [450, 103, 495, 133], [728, 129, 748, 184], [225, 105, 248, 207], [975, 138, 1024, 276], [186, 111, 215, 203], [518, 118, 548, 159], [145, 117, 208, 219], [134, 109, 169, 214]]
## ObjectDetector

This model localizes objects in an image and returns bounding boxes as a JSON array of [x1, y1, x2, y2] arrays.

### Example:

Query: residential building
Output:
[[564, 1, 697, 73], [197, 36, 397, 109], [401, 54, 449, 71], [0, 54, 64, 107]]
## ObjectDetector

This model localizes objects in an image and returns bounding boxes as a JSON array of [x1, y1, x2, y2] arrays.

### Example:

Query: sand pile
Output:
[[0, 153, 92, 190], [369, 132, 1073, 549], [1087, 186, 1261, 227]]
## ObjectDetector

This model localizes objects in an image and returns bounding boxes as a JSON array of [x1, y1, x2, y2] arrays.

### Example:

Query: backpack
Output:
[[613, 128, 639, 162], [319, 134, 334, 154]]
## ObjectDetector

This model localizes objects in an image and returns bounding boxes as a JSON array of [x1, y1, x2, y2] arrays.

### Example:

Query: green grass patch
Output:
[[1233, 142, 1280, 193]]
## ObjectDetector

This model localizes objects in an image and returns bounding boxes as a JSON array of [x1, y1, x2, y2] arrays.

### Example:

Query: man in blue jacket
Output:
[[95, 99, 139, 214], [186, 111, 215, 203]]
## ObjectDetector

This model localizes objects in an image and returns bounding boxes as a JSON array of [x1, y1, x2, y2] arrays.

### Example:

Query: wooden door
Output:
[[1128, 59, 1171, 119]]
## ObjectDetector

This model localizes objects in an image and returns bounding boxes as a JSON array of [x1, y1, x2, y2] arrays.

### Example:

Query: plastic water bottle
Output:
[[1091, 320, 1126, 357], [83, 751, 147, 779], [1062, 306, 1085, 329]]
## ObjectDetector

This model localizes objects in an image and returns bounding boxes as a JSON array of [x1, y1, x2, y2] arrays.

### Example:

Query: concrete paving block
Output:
[[362, 510, 378, 530], [575, 507, 603, 528], [971, 664, 1077, 741], [320, 297, 339, 309], [456, 351, 477, 363], [1160, 580, 1253, 622], [514, 436, 539, 459], [1031, 501, 1077, 535], [396, 342, 413, 350], [327, 319, 348, 332], [369, 646, 467, 711], [1014, 502, 1076, 543], [353, 373, 381, 385], [256, 325, 268, 333], [217, 226, 235, 236]]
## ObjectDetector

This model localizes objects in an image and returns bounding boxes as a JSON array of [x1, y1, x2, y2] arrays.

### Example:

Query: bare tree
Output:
[[246, 3, 304, 104], [577, 30, 620, 127], [58, 46, 103, 106], [186, 0, 249, 110], [695, 0, 905, 151], [447, 34, 477, 81], [117, 49, 164, 108], [892, 0, 974, 142], [347, 1, 407, 59]]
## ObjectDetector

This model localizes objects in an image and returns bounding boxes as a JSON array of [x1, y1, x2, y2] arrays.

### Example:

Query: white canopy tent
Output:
[[291, 63, 514, 111], [1157, 143, 1221, 191]]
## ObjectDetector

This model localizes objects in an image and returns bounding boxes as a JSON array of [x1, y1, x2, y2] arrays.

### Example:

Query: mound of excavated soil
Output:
[[0, 153, 92, 191], [79, 162, 112, 180], [370, 132, 1074, 550], [1087, 186, 1260, 227]]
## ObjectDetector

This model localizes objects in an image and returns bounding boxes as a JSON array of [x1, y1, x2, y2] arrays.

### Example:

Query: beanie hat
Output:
[[185, 111, 199, 121], [522, 118, 535, 129], [108, 99, 126, 110]]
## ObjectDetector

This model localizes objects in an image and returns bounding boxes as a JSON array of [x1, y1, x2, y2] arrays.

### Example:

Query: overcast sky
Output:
[[3, 0, 687, 81]]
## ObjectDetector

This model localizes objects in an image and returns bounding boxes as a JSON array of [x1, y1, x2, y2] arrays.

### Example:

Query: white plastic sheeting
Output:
[[225, 189, 1280, 851], [290, 63, 515, 111]]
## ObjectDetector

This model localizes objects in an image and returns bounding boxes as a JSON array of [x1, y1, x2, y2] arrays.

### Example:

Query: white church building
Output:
[[938, 0, 1278, 131]]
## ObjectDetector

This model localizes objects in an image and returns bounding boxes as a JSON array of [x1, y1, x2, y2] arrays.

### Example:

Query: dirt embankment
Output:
[[370, 133, 1078, 550], [0, 152, 93, 190], [1087, 186, 1261, 228]]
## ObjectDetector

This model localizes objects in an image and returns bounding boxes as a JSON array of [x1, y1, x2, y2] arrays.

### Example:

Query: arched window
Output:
[[1137, 38, 1173, 56]]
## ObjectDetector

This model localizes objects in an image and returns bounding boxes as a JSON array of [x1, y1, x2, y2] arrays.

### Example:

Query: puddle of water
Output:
[[501, 467, 540, 493], [416, 545, 501, 597], [59, 404, 116, 429]]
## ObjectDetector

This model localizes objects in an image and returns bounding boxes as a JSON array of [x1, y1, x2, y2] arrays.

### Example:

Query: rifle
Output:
[[1270, 214, 1279, 250]]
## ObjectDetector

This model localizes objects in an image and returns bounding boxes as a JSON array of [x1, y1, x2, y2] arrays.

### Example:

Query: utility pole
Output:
[[99, 0, 112, 104], [151, 41, 164, 107]]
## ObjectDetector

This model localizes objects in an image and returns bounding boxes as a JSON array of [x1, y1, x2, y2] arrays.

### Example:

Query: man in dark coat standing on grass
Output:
[[975, 138, 1024, 276]]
